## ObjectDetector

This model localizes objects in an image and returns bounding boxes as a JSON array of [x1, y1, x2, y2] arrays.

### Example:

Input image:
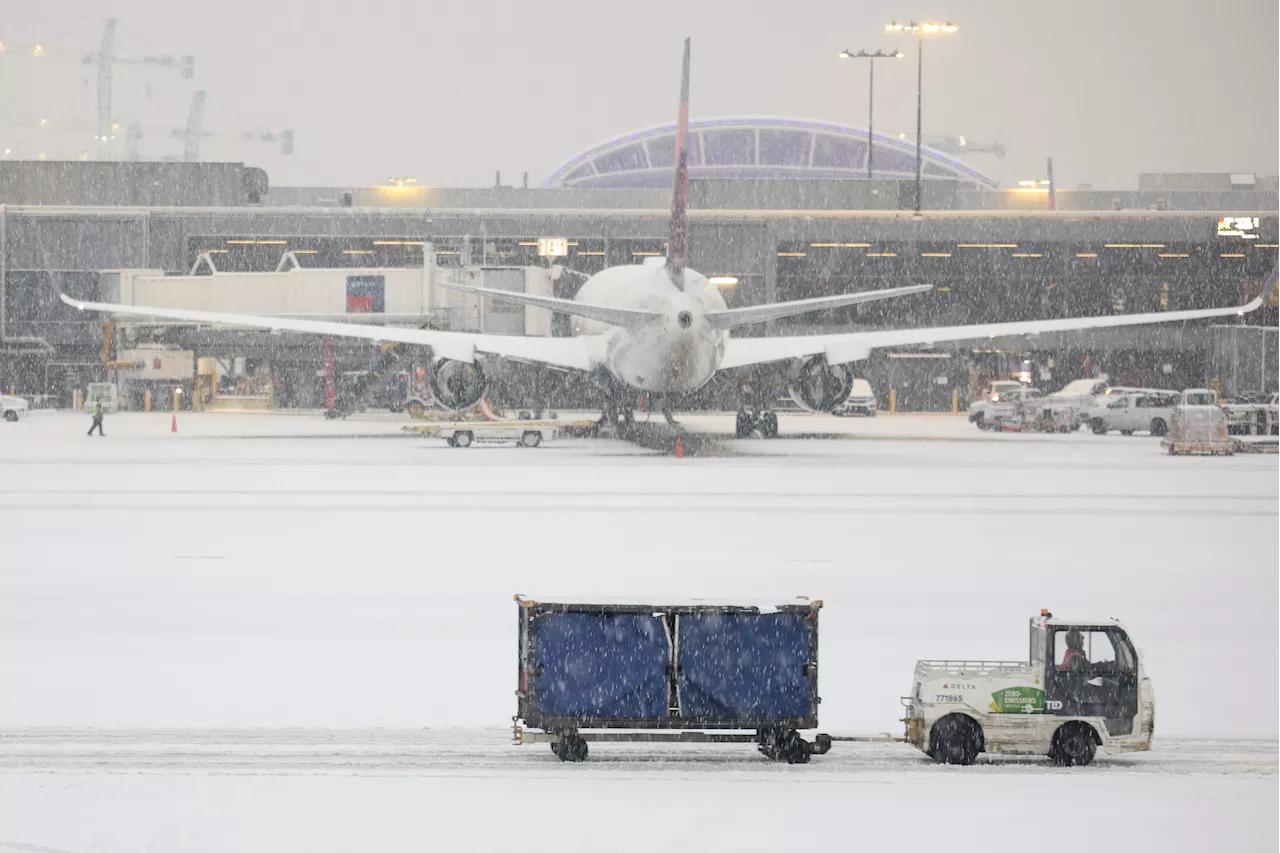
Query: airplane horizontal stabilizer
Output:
[[440, 282, 664, 327], [705, 284, 932, 330]]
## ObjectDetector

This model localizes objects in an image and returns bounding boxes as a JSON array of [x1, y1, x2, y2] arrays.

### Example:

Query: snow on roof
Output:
[[1052, 379, 1105, 395]]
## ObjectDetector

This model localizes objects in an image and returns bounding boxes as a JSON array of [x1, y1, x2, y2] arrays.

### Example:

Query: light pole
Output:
[[838, 48, 903, 179], [886, 21, 958, 214]]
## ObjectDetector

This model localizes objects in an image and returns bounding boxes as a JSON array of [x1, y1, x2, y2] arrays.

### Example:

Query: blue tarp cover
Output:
[[534, 613, 669, 718], [677, 613, 810, 718]]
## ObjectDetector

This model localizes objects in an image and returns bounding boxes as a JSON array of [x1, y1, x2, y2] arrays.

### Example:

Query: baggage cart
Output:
[[512, 595, 831, 763]]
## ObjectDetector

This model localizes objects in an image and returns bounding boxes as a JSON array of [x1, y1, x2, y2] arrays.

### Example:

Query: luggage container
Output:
[[1161, 405, 1234, 455], [512, 595, 831, 763]]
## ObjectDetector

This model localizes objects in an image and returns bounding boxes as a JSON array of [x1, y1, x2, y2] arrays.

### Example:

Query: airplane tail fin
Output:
[[665, 37, 691, 292]]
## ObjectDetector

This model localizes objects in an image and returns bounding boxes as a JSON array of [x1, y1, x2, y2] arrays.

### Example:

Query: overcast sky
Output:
[[2, 0, 1277, 190]]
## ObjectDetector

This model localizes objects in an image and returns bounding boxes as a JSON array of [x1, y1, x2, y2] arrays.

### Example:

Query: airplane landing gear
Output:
[[657, 396, 680, 431], [735, 409, 779, 439], [594, 390, 635, 436], [735, 378, 778, 439]]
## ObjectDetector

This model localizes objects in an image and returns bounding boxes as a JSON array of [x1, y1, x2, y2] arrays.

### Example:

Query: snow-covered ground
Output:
[[0, 410, 1275, 851]]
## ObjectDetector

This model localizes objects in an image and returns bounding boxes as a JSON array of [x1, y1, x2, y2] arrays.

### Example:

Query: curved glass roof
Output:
[[545, 117, 998, 189]]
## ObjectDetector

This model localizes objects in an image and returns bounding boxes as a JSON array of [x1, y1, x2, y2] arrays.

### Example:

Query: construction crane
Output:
[[170, 90, 294, 162], [80, 18, 194, 160]]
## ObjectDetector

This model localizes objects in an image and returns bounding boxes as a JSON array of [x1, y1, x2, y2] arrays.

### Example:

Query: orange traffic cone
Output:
[[171, 414, 177, 433], [674, 435, 683, 458]]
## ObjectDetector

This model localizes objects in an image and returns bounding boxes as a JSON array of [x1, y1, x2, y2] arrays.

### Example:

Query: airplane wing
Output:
[[706, 284, 932, 330], [58, 294, 593, 370], [719, 294, 1267, 370]]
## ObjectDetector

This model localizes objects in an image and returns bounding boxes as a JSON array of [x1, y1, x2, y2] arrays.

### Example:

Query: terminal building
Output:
[[1, 121, 1276, 411]]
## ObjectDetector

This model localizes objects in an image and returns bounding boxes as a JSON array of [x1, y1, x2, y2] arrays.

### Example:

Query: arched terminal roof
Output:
[[545, 117, 998, 189]]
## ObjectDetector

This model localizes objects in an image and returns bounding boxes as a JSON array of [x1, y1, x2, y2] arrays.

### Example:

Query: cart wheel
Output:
[[761, 412, 779, 438], [521, 431, 542, 448], [1150, 418, 1168, 437], [783, 731, 812, 765], [755, 727, 781, 760], [1090, 418, 1107, 435], [407, 400, 427, 419], [735, 411, 753, 438], [1050, 722, 1097, 767], [1120, 429, 1134, 436], [454, 431, 474, 448], [556, 734, 588, 763], [812, 733, 833, 755]]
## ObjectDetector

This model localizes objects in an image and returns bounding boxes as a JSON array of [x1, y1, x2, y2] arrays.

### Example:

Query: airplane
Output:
[[61, 38, 1267, 437]]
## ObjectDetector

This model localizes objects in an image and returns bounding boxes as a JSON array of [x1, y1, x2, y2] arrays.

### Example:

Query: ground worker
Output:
[[87, 399, 105, 436], [1059, 629, 1089, 672]]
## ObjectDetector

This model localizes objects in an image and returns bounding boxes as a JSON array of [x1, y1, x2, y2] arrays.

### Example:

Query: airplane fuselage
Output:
[[574, 259, 728, 394]]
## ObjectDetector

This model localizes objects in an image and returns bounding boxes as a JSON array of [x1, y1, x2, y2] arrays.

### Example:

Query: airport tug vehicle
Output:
[[903, 611, 1155, 766]]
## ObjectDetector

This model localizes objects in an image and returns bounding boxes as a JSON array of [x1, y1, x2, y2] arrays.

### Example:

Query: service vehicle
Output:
[[0, 394, 29, 422], [1179, 388, 1218, 406], [832, 378, 877, 417], [904, 611, 1155, 767], [1046, 378, 1110, 409], [511, 596, 831, 764], [1222, 392, 1279, 436], [979, 380, 1025, 402], [403, 419, 567, 448], [969, 387, 1079, 432], [969, 386, 1041, 429], [84, 382, 119, 414], [1086, 390, 1179, 436]]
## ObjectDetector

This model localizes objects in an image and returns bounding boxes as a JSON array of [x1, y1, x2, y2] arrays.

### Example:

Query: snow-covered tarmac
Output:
[[0, 410, 1275, 852]]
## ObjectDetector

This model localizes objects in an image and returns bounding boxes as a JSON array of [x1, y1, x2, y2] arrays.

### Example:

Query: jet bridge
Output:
[[91, 251, 556, 409]]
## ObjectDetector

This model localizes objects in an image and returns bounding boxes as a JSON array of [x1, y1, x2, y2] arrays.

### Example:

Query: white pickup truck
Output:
[[1086, 389, 1180, 436], [904, 611, 1155, 766]]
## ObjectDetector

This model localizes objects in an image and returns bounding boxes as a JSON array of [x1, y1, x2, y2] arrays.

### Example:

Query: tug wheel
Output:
[[1050, 722, 1097, 767], [930, 714, 982, 766]]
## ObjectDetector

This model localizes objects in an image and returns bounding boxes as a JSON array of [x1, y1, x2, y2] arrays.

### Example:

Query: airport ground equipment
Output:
[[512, 596, 831, 763], [402, 419, 579, 447], [1161, 405, 1234, 455], [324, 340, 410, 419], [1222, 392, 1279, 437], [968, 386, 1080, 432], [903, 611, 1155, 767]]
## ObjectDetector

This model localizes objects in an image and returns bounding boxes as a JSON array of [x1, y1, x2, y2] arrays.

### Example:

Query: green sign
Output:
[[989, 686, 1044, 713]]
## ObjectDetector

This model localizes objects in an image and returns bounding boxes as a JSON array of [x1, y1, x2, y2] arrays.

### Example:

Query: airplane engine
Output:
[[787, 356, 854, 413], [427, 359, 488, 411]]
